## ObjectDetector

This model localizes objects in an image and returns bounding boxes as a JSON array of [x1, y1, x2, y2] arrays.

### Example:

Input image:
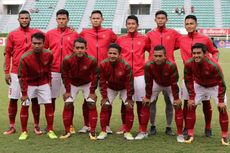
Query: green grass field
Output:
[[0, 46, 230, 153]]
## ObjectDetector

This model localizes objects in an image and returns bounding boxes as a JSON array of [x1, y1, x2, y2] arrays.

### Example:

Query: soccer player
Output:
[[183, 43, 229, 145], [60, 37, 99, 140], [4, 10, 42, 135], [141, 45, 184, 142], [44, 9, 79, 133], [116, 15, 149, 137], [18, 32, 57, 140], [97, 43, 134, 140], [178, 15, 219, 137], [80, 10, 117, 134], [146, 10, 181, 136]]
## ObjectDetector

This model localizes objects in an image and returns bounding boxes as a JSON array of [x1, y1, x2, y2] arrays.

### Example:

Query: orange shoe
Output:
[[3, 127, 16, 135]]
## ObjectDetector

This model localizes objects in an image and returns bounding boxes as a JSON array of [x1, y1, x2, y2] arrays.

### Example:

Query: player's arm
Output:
[[18, 58, 28, 99], [88, 59, 99, 101], [124, 63, 134, 108], [61, 58, 71, 95], [144, 62, 154, 100], [110, 31, 117, 42], [207, 38, 219, 61], [48, 52, 53, 84], [44, 32, 50, 49], [170, 63, 180, 100], [99, 64, 109, 102]]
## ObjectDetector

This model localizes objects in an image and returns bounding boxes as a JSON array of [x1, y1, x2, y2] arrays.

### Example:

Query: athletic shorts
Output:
[[51, 72, 65, 98], [107, 88, 128, 105], [8, 73, 21, 99], [133, 75, 145, 102]]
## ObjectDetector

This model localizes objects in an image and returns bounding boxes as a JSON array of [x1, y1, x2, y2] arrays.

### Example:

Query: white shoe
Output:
[[124, 132, 134, 140], [177, 134, 185, 143], [106, 126, 113, 134], [135, 132, 148, 140], [78, 126, 89, 133], [97, 131, 107, 140]]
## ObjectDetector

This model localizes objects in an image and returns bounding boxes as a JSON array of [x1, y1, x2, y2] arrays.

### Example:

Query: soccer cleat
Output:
[[97, 131, 108, 140], [3, 127, 16, 135], [124, 132, 134, 140], [106, 126, 113, 134], [78, 126, 90, 133], [204, 128, 212, 137], [165, 127, 175, 136], [89, 132, 97, 140], [59, 132, 71, 139], [19, 131, 28, 140], [47, 130, 58, 139], [135, 132, 148, 140], [116, 125, 125, 135], [34, 126, 43, 135], [149, 126, 157, 135], [177, 135, 185, 143], [221, 137, 230, 146], [70, 125, 76, 134], [184, 135, 194, 144]]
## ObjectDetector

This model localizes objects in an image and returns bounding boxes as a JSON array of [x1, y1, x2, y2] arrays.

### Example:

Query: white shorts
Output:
[[193, 83, 227, 106], [8, 73, 21, 99], [22, 84, 52, 106], [51, 72, 65, 98], [107, 88, 128, 105], [133, 75, 145, 102]]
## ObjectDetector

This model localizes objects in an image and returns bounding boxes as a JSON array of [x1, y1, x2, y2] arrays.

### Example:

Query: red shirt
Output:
[[116, 32, 149, 76], [61, 53, 99, 94], [4, 27, 41, 74], [18, 50, 53, 96], [99, 58, 134, 100], [184, 57, 226, 103], [80, 26, 117, 64], [44, 27, 79, 72], [144, 60, 179, 100]]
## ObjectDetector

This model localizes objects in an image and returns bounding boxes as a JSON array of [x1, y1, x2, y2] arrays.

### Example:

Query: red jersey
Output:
[[18, 50, 53, 96], [4, 27, 41, 74], [61, 53, 99, 94], [99, 58, 134, 100], [144, 60, 179, 100], [80, 26, 117, 64], [184, 56, 226, 103], [116, 32, 149, 77], [44, 27, 79, 72]]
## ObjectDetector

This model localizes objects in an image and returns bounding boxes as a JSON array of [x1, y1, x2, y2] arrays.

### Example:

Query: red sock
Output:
[[31, 98, 40, 126], [107, 105, 112, 126], [136, 102, 142, 131], [175, 107, 183, 135], [8, 99, 18, 127], [51, 98, 56, 113], [100, 106, 109, 132], [140, 105, 150, 132], [62, 104, 73, 133], [82, 100, 89, 127], [183, 100, 188, 128], [186, 106, 196, 136], [20, 106, 29, 132], [125, 107, 134, 132], [89, 106, 98, 133], [121, 102, 126, 125], [44, 103, 54, 131], [202, 100, 212, 130], [71, 105, 74, 126], [219, 109, 229, 138]]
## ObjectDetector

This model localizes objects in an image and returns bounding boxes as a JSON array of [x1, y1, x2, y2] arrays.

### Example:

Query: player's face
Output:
[[18, 13, 31, 28], [153, 50, 166, 65], [192, 48, 205, 63], [155, 14, 167, 27], [185, 18, 197, 33], [108, 48, 120, 62], [73, 42, 86, 57], [56, 14, 69, 28], [126, 19, 138, 33], [90, 13, 103, 28], [32, 38, 44, 53]]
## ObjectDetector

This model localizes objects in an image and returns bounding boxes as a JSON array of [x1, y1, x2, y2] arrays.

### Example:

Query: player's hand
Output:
[[218, 103, 227, 113], [101, 98, 109, 107], [88, 93, 97, 102], [5, 74, 11, 85], [173, 99, 182, 109], [142, 97, 150, 106], [63, 92, 71, 101], [187, 99, 195, 110], [125, 99, 134, 109]]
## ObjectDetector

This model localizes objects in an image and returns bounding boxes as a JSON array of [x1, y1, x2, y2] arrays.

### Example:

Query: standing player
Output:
[[179, 15, 219, 137], [184, 43, 228, 145], [80, 10, 117, 134], [97, 43, 134, 140], [60, 38, 99, 140], [116, 15, 149, 136], [141, 45, 184, 142], [146, 10, 181, 135], [4, 10, 41, 135], [18, 32, 57, 140], [44, 9, 79, 133]]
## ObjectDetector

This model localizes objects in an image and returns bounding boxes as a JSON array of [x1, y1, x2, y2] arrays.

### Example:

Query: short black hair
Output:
[[126, 15, 139, 25], [185, 15, 197, 22], [31, 32, 45, 42], [18, 10, 30, 18], [56, 9, 69, 19], [155, 10, 168, 18], [91, 10, 103, 18], [153, 45, 166, 54], [74, 37, 87, 46], [192, 43, 207, 54], [108, 43, 121, 53]]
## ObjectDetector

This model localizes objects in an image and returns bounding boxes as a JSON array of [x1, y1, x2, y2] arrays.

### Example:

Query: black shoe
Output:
[[183, 128, 188, 136], [149, 126, 156, 135], [165, 127, 175, 136], [205, 128, 212, 137]]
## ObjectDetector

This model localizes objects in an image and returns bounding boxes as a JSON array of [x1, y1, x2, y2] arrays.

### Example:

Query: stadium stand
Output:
[[221, 0, 230, 28]]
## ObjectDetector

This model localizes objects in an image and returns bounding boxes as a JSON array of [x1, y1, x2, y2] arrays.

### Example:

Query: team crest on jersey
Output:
[[166, 35, 170, 40], [137, 41, 141, 45], [204, 71, 210, 75], [82, 65, 88, 70], [68, 37, 70, 41], [103, 34, 106, 38]]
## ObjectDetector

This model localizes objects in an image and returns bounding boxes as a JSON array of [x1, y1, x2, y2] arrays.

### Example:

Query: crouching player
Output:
[[184, 43, 229, 145], [97, 43, 135, 140], [18, 32, 57, 140], [60, 37, 99, 140], [141, 45, 184, 142]]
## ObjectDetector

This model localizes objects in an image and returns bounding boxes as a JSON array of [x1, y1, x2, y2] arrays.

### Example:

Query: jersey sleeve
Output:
[[125, 64, 134, 100], [89, 60, 99, 94], [18, 57, 28, 96], [170, 63, 180, 100], [61, 58, 71, 93], [4, 33, 14, 74], [144, 62, 154, 99], [184, 62, 195, 100], [99, 63, 108, 99]]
